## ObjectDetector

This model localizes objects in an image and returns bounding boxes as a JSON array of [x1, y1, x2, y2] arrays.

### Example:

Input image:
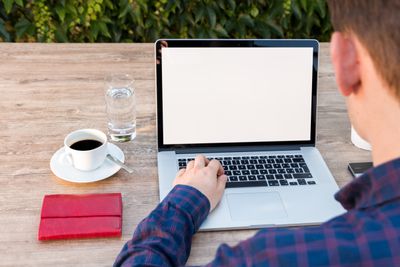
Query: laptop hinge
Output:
[[168, 144, 313, 154]]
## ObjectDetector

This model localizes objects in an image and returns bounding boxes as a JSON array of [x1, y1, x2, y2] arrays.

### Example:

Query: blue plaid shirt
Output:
[[115, 158, 400, 266]]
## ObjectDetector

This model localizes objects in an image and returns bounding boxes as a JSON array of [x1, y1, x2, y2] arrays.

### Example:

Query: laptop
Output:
[[155, 39, 345, 230]]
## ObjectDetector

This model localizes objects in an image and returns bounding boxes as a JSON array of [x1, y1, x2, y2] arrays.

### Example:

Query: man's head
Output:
[[327, 0, 400, 144]]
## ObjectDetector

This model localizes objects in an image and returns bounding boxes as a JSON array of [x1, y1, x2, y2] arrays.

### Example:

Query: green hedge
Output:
[[0, 0, 332, 43]]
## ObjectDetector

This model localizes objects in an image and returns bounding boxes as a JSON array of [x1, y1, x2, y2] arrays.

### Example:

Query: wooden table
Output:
[[0, 43, 371, 266]]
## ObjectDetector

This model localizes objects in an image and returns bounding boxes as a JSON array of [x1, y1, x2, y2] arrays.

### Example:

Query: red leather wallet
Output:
[[38, 193, 122, 241]]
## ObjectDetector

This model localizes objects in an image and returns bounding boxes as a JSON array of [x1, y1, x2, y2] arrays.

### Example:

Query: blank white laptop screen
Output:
[[162, 47, 313, 145]]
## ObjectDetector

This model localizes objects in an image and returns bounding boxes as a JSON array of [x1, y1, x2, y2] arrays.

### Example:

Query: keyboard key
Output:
[[179, 162, 186, 167], [275, 174, 284, 179], [223, 166, 229, 171], [178, 159, 186, 162], [284, 174, 292, 179], [230, 176, 239, 181], [268, 180, 280, 186], [282, 163, 290, 168], [238, 165, 246, 170], [295, 155, 303, 158], [248, 175, 257, 181], [308, 181, 316, 185], [258, 159, 266, 164], [232, 160, 240, 165], [268, 169, 277, 174], [295, 168, 304, 173], [242, 170, 250, 175], [255, 164, 264, 169], [289, 181, 298, 185], [264, 164, 272, 169], [224, 157, 232, 160], [249, 160, 257, 164], [286, 168, 295, 174], [276, 159, 284, 163], [299, 163, 307, 167], [286, 155, 294, 158], [251, 156, 259, 159], [268, 155, 276, 158], [293, 173, 313, 179], [266, 175, 275, 180], [233, 171, 241, 175], [277, 155, 285, 158], [267, 159, 275, 163], [257, 175, 266, 180], [280, 180, 289, 186], [225, 171, 232, 176], [278, 169, 286, 174], [251, 170, 259, 175], [260, 156, 268, 159], [216, 157, 223, 160], [223, 160, 232, 165], [242, 156, 250, 159], [284, 158, 292, 163], [226, 181, 267, 188], [298, 179, 307, 185], [229, 165, 238, 170], [302, 166, 310, 173], [239, 176, 247, 181], [233, 157, 241, 160], [273, 163, 281, 168], [260, 170, 268, 174], [291, 163, 299, 168], [247, 165, 255, 170], [293, 158, 305, 163], [241, 160, 249, 164]]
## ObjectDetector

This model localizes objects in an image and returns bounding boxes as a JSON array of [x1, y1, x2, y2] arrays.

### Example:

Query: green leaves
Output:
[[0, 0, 332, 42], [206, 6, 216, 28], [0, 18, 10, 41], [3, 0, 14, 14], [55, 5, 66, 22], [15, 17, 34, 39]]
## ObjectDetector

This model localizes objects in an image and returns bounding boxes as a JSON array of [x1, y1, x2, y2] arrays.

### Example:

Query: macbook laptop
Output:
[[155, 39, 345, 230]]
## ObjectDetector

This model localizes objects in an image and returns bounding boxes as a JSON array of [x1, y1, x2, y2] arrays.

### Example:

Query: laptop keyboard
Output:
[[177, 155, 316, 188]]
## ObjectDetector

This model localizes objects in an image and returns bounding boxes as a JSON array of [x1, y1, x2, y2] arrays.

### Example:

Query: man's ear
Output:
[[330, 32, 361, 96]]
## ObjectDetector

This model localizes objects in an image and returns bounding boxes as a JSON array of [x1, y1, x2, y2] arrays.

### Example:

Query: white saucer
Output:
[[50, 143, 125, 183]]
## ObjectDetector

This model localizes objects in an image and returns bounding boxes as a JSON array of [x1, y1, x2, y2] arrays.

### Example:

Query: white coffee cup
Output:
[[62, 129, 108, 171]]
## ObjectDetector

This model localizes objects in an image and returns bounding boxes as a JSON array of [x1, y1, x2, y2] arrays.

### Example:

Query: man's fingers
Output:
[[186, 160, 195, 170], [176, 168, 185, 177], [207, 159, 224, 176], [194, 155, 206, 169], [217, 174, 228, 193]]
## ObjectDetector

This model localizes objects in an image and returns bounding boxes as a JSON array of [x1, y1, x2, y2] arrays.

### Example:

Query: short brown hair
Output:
[[327, 0, 400, 98]]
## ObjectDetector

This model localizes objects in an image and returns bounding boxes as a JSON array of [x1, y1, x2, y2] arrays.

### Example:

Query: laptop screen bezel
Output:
[[156, 39, 318, 150]]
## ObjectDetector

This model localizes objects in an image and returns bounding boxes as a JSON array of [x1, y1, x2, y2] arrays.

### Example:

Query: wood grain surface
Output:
[[0, 43, 371, 266]]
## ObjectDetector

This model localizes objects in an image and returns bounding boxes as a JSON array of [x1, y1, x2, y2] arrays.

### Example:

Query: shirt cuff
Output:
[[163, 185, 210, 232]]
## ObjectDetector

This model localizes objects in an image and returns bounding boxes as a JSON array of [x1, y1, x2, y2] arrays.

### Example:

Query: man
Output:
[[115, 0, 400, 265]]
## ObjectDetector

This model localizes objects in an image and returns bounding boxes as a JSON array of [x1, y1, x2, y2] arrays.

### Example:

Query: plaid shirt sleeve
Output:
[[114, 185, 210, 267], [115, 158, 400, 267]]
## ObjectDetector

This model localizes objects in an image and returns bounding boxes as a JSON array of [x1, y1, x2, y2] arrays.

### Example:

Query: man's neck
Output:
[[369, 92, 400, 166]]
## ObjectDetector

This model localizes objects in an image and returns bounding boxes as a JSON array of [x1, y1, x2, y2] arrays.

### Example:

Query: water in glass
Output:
[[106, 86, 136, 142]]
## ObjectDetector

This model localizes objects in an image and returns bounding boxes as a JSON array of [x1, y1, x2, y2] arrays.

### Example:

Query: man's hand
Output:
[[173, 155, 227, 211]]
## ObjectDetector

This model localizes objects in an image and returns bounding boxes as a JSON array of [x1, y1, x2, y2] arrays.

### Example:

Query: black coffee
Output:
[[70, 139, 103, 151]]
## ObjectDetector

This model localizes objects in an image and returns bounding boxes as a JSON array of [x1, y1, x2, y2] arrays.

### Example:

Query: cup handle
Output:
[[59, 150, 74, 167]]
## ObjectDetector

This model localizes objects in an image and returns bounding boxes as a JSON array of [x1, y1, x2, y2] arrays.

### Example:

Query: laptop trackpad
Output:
[[227, 192, 287, 221]]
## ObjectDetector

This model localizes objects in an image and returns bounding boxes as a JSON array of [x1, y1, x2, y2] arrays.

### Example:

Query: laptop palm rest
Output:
[[226, 192, 288, 221]]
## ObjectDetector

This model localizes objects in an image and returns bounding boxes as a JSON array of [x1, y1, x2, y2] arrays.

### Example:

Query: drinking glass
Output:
[[105, 74, 136, 142]]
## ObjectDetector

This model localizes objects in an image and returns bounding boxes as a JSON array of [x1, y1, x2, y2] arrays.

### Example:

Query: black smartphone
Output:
[[348, 162, 373, 178]]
